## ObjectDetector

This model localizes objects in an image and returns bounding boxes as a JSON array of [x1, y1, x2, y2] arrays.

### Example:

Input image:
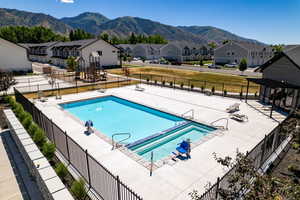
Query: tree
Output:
[[100, 32, 109, 42], [66, 56, 78, 72], [0, 72, 14, 95], [129, 33, 137, 44], [70, 29, 94, 41], [208, 42, 217, 49], [272, 44, 284, 55], [239, 58, 247, 75], [223, 40, 230, 45]]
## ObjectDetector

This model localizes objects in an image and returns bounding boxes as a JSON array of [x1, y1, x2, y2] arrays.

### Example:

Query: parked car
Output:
[[225, 63, 238, 68], [149, 60, 159, 64], [208, 64, 221, 69]]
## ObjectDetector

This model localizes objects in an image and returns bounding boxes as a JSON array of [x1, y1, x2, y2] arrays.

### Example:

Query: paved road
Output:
[[126, 62, 262, 77]]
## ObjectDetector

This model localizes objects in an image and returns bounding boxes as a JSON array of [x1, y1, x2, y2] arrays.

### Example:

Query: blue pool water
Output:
[[61, 96, 216, 162]]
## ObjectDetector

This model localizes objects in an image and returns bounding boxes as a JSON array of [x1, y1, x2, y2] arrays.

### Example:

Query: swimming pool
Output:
[[61, 96, 216, 162]]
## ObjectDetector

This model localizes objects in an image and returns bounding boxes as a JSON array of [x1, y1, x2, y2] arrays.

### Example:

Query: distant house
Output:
[[118, 42, 213, 62], [0, 37, 32, 72], [246, 45, 300, 114], [50, 39, 120, 69], [20, 42, 59, 63], [117, 44, 135, 57], [214, 41, 274, 67]]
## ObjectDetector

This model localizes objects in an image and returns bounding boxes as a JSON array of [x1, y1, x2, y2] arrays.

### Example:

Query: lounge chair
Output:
[[230, 113, 249, 122], [226, 103, 240, 113], [135, 85, 145, 91], [172, 140, 191, 161]]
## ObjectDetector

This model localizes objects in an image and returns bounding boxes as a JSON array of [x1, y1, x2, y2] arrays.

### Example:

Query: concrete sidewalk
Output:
[[0, 130, 23, 200], [0, 130, 44, 200]]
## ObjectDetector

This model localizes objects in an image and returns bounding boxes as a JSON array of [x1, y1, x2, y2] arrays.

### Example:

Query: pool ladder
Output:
[[210, 118, 229, 130], [112, 133, 131, 150], [181, 109, 194, 119]]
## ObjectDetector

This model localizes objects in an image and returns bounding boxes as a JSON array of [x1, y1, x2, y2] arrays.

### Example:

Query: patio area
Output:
[[33, 84, 286, 200]]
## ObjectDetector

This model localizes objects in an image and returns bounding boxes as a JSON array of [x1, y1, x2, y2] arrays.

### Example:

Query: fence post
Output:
[[65, 131, 70, 163], [140, 73, 142, 84], [116, 176, 121, 200], [51, 119, 55, 144], [85, 149, 91, 187], [173, 78, 176, 89], [260, 135, 267, 166], [118, 77, 120, 87], [215, 177, 220, 199]]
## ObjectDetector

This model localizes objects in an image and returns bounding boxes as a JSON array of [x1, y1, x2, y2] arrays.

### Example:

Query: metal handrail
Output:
[[181, 109, 194, 119], [112, 133, 131, 150], [210, 117, 229, 130]]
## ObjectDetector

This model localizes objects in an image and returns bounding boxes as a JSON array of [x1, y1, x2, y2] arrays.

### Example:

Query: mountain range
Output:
[[0, 8, 262, 45]]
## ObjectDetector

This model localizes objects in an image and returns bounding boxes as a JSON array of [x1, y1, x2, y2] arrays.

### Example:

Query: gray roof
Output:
[[19, 41, 58, 48], [234, 41, 272, 52], [256, 44, 300, 72], [52, 39, 98, 49], [283, 45, 300, 67]]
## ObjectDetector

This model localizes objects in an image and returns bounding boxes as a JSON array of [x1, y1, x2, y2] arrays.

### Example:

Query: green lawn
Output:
[[109, 66, 259, 93]]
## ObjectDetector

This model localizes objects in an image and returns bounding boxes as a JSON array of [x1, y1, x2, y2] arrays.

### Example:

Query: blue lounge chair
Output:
[[176, 140, 190, 154]]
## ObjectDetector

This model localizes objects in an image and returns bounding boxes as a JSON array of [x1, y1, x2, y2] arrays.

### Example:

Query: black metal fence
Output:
[[198, 115, 292, 200], [131, 73, 260, 99], [14, 88, 142, 200]]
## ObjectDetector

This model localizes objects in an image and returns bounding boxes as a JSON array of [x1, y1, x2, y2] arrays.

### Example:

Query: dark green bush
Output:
[[33, 128, 46, 147], [224, 90, 227, 96], [22, 116, 32, 130], [13, 103, 24, 115], [42, 142, 56, 160], [20, 111, 31, 124], [55, 163, 68, 180], [28, 123, 38, 136], [71, 178, 87, 200], [3, 95, 11, 103]]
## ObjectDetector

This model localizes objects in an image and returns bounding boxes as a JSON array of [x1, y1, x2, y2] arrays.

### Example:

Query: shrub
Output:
[[292, 142, 300, 150], [42, 142, 56, 160], [3, 95, 11, 103], [169, 81, 173, 86], [14, 103, 24, 115], [55, 163, 68, 180], [162, 80, 165, 85], [22, 114, 32, 130], [224, 90, 227, 96], [191, 84, 194, 90], [211, 86, 215, 94], [71, 178, 87, 200], [180, 83, 184, 88], [33, 128, 46, 147], [288, 164, 299, 172], [201, 86, 204, 92], [154, 80, 157, 84], [28, 123, 39, 136]]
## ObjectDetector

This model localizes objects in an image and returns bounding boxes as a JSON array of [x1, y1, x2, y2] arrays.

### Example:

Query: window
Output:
[[97, 51, 102, 56]]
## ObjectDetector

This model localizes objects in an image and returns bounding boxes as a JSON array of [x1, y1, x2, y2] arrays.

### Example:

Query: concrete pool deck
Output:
[[34, 84, 285, 200]]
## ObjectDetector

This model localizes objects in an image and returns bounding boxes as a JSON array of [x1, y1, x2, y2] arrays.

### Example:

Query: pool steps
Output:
[[126, 121, 190, 149], [135, 125, 212, 155]]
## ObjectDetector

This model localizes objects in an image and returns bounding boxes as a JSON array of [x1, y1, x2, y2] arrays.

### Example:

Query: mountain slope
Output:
[[178, 26, 261, 44], [0, 8, 72, 34], [96, 16, 207, 44], [61, 12, 109, 34]]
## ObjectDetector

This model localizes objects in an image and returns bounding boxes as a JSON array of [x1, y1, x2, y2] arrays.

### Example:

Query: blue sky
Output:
[[1, 0, 300, 44]]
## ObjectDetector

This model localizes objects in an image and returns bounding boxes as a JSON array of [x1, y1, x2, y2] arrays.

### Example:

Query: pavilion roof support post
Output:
[[246, 79, 250, 103], [270, 88, 277, 118]]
